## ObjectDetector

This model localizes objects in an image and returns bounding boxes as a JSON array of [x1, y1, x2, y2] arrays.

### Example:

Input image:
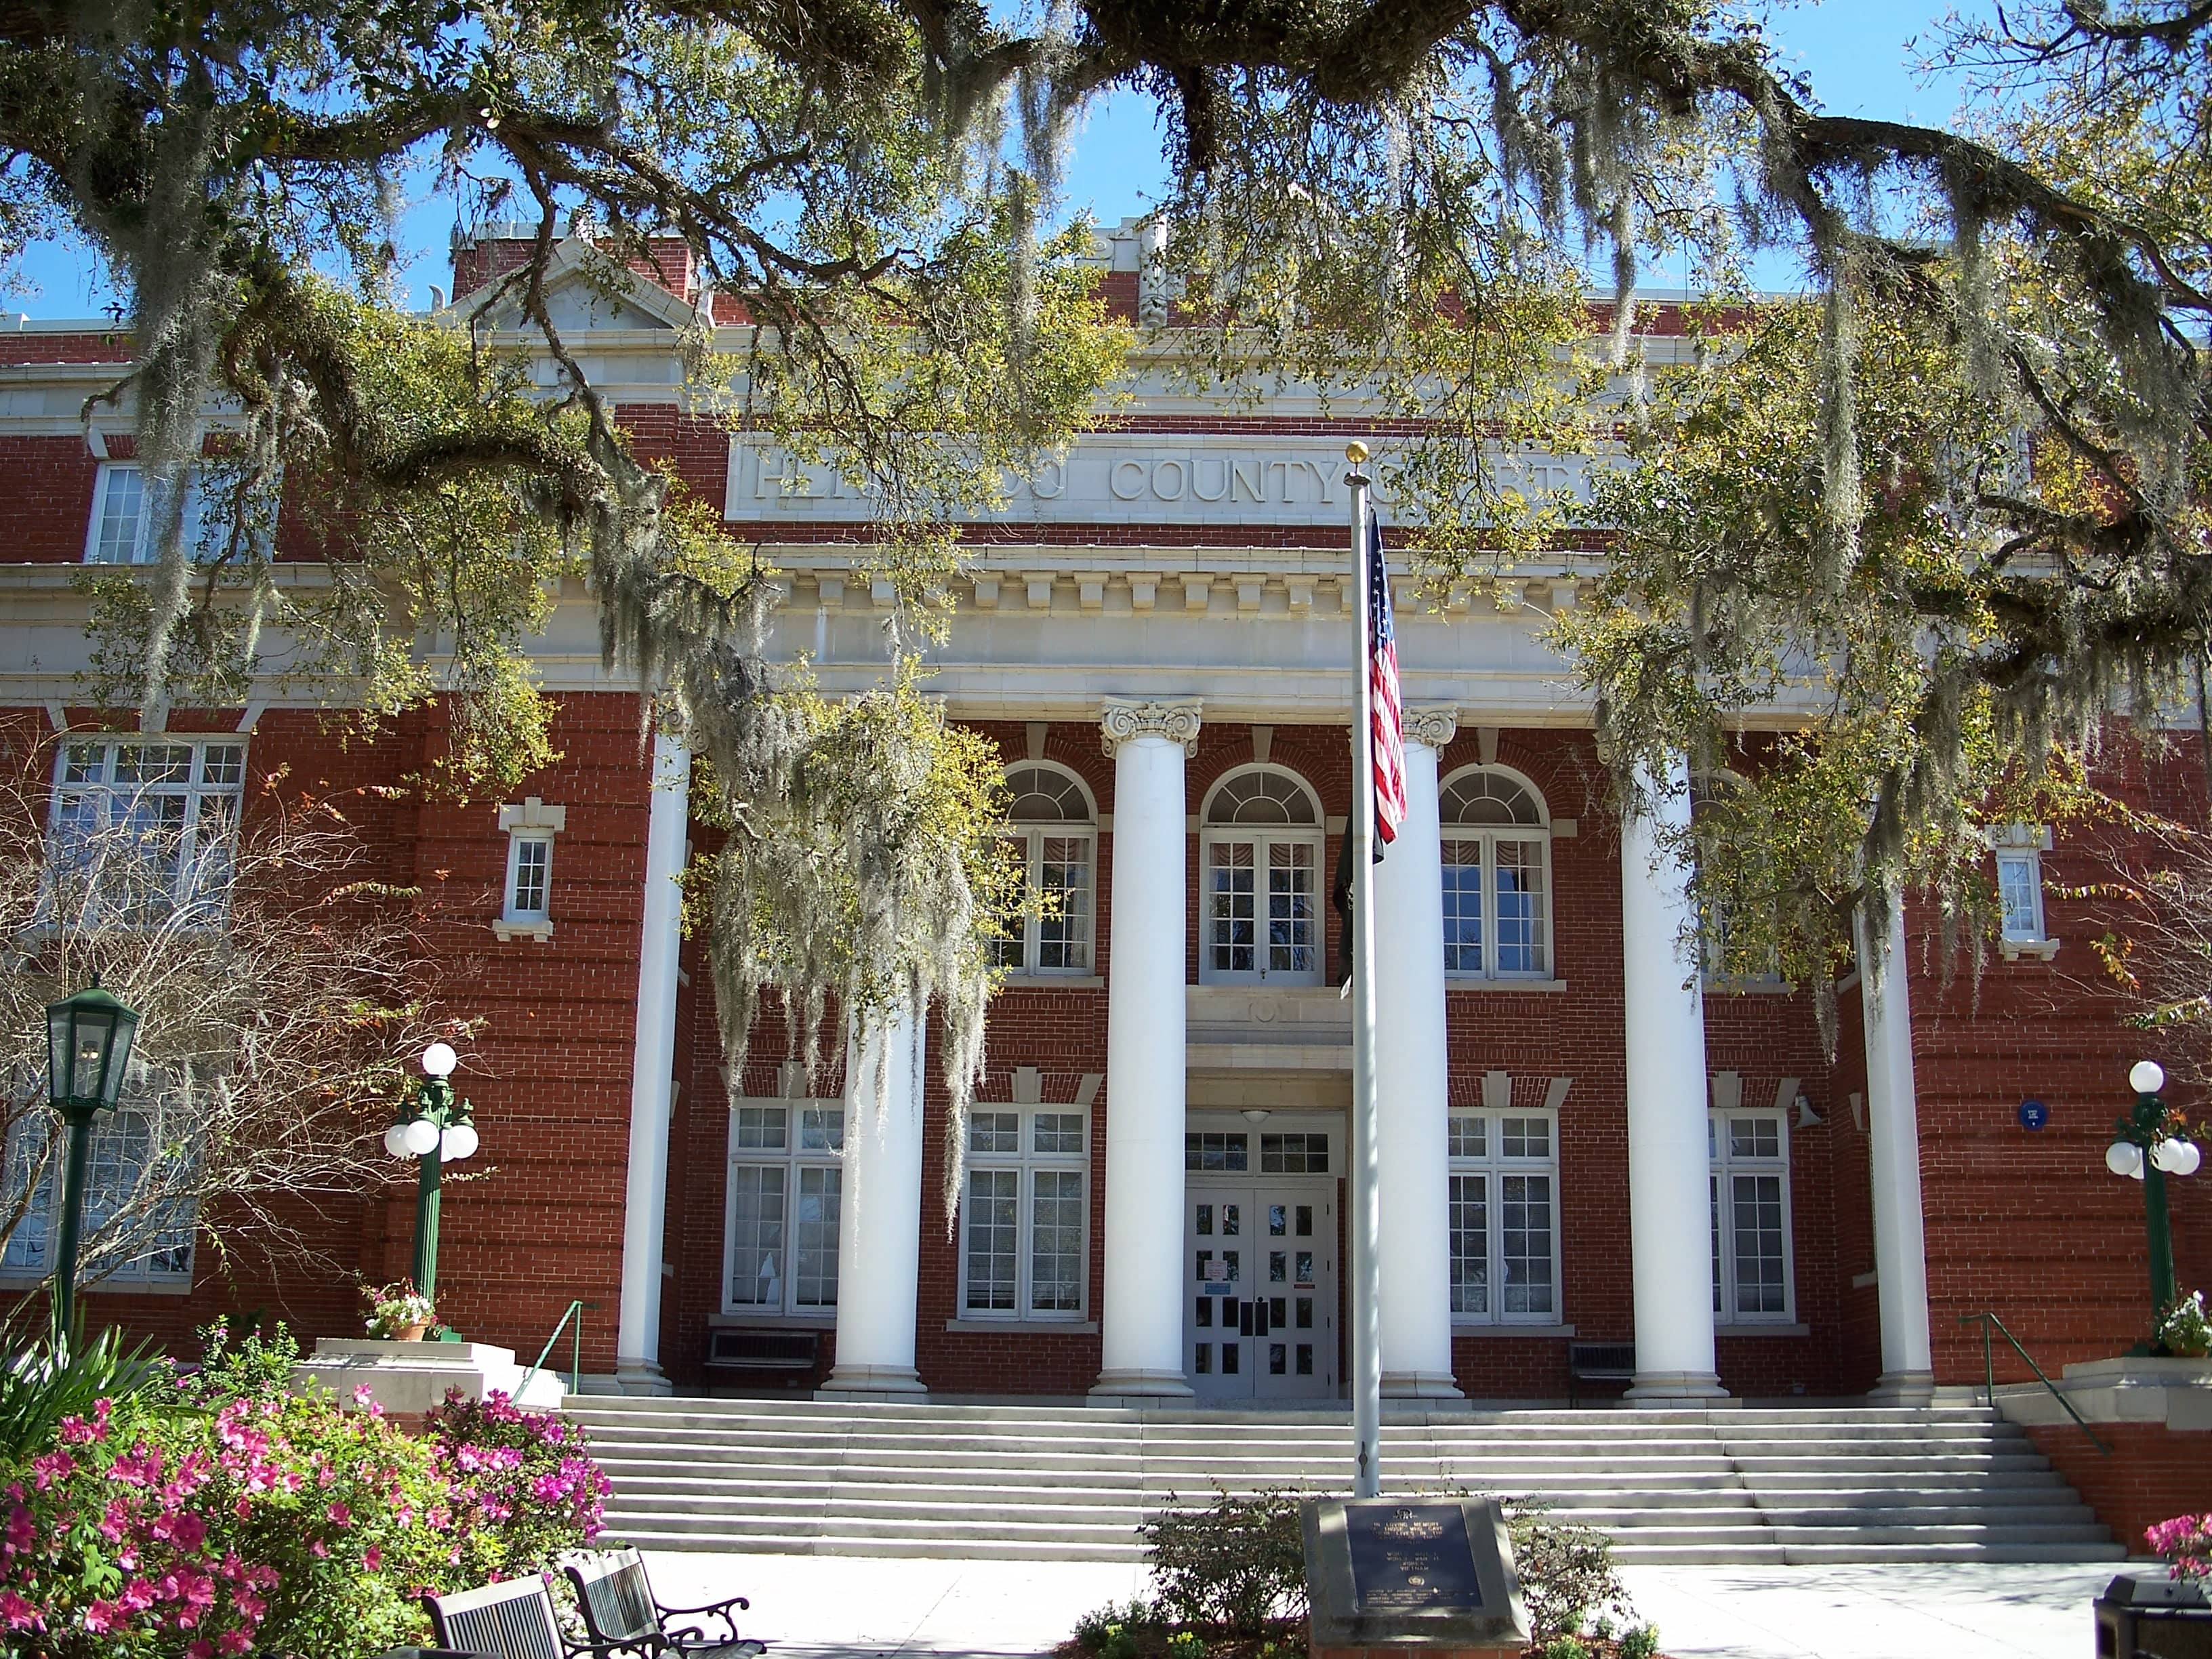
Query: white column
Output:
[[1620, 754, 1727, 1402], [1858, 898, 1935, 1401], [822, 993, 928, 1395], [1376, 710, 1462, 1397], [1092, 697, 1202, 1399], [615, 729, 689, 1394]]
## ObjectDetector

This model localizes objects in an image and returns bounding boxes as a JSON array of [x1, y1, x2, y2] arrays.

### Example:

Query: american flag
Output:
[[1367, 512, 1407, 847]]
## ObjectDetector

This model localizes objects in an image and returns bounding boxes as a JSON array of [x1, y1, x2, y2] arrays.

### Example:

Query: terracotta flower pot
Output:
[[392, 1321, 431, 1342]]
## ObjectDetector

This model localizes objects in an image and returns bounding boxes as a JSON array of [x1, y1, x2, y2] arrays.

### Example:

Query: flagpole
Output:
[[1346, 440, 1383, 1500]]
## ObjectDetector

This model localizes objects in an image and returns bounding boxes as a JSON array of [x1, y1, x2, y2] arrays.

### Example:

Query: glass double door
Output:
[[1186, 1184, 1338, 1399]]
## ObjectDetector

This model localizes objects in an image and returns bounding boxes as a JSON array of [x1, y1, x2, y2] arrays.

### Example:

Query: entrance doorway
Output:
[[1185, 1184, 1339, 1399]]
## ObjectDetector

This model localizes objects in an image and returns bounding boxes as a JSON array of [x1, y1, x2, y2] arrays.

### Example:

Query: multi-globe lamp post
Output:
[[384, 1041, 478, 1300], [2106, 1059, 2201, 1333], [42, 982, 140, 1340]]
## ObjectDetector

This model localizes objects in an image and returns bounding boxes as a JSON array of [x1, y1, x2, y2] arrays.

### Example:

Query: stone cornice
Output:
[[1405, 705, 1460, 752], [1100, 697, 1203, 757]]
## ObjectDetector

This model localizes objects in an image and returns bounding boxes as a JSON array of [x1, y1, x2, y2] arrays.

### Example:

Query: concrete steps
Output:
[[565, 1395, 2125, 1565]]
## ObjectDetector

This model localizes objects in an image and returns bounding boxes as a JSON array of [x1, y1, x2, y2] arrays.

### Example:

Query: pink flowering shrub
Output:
[[425, 1387, 611, 1585], [2148, 1513, 2212, 1581], [0, 1323, 613, 1658]]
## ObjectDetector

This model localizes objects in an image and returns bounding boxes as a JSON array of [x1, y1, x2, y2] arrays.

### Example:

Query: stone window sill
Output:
[[1446, 979, 1569, 994], [1706, 978, 1795, 996], [1452, 1322, 1577, 1337], [0, 1275, 192, 1298], [1999, 937, 2059, 962], [1715, 1321, 1811, 1337], [998, 974, 1105, 989], [491, 917, 554, 942], [943, 1317, 1098, 1334]]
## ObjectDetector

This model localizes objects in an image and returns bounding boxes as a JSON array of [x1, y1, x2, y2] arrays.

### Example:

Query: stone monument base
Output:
[[1310, 1642, 1526, 1659], [291, 1338, 565, 1416], [1303, 1497, 1530, 1659]]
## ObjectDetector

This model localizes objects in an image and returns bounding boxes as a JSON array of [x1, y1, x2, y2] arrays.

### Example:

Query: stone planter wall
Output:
[[289, 1336, 567, 1418], [1996, 1357, 2212, 1550]]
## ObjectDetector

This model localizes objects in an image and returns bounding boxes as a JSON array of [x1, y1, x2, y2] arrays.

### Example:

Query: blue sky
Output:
[[12, 2, 1987, 317]]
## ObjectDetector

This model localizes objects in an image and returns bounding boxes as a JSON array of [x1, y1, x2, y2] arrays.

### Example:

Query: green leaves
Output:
[[0, 1312, 166, 1466]]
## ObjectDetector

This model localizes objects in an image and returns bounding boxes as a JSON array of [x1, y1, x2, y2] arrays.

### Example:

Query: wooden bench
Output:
[[424, 1574, 657, 1659], [1566, 1340, 1636, 1407], [567, 1548, 766, 1659]]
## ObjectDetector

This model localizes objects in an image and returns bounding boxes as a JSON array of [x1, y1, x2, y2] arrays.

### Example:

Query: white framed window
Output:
[[959, 1107, 1090, 1320], [1709, 1109, 1794, 1322], [1, 1101, 197, 1288], [47, 737, 246, 924], [1200, 766, 1325, 985], [1995, 851, 2043, 940], [83, 462, 277, 566], [1700, 897, 1786, 989], [723, 1101, 843, 1316], [1988, 825, 2052, 947], [494, 798, 566, 941], [1439, 767, 1552, 981], [83, 462, 226, 565], [508, 835, 551, 918], [1447, 1109, 1560, 1323], [993, 764, 1095, 975], [87, 462, 167, 564]]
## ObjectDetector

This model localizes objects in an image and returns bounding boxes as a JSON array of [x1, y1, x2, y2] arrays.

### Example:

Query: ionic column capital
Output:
[[1100, 697, 1203, 758], [1404, 706, 1460, 752]]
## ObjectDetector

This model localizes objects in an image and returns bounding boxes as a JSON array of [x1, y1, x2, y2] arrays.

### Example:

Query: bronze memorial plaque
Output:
[[1345, 1504, 1484, 1614]]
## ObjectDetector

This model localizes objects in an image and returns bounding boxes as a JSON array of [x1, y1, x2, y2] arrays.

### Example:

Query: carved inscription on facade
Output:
[[724, 436, 1592, 525]]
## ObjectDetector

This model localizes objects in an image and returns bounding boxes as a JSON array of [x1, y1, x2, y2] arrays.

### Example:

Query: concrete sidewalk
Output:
[[640, 1550, 2129, 1659], [1617, 1561, 2118, 1658]]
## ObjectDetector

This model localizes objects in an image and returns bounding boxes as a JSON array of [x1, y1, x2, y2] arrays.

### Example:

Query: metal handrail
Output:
[[1957, 1311, 2110, 1454], [517, 1298, 586, 1401]]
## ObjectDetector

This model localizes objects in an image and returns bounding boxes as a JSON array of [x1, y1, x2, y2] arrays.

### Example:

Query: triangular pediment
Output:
[[462, 237, 698, 331]]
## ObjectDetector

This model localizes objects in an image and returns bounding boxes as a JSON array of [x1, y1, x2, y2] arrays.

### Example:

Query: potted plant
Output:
[[363, 1278, 438, 1342], [2158, 1291, 2212, 1359]]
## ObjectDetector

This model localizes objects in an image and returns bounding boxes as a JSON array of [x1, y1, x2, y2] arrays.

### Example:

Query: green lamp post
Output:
[[43, 982, 141, 1340], [2107, 1059, 2202, 1337], [382, 1042, 478, 1300]]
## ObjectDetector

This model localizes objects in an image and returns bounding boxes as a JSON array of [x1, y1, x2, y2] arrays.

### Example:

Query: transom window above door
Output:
[[1439, 766, 1553, 980], [1201, 766, 1324, 985]]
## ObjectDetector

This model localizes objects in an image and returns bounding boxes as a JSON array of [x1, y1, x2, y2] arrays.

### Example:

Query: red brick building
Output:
[[1, 222, 2203, 1437]]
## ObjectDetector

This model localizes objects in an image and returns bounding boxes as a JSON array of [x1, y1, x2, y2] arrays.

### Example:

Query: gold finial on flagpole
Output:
[[1345, 440, 1370, 464]]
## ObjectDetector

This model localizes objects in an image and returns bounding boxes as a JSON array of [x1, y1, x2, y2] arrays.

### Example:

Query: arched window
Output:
[[995, 763, 1096, 975], [1200, 766, 1325, 985], [1439, 766, 1552, 980]]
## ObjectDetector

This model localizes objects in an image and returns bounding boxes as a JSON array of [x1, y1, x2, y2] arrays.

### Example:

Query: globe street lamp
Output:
[[384, 1041, 478, 1301], [2108, 1059, 2202, 1335], [43, 983, 140, 1340]]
